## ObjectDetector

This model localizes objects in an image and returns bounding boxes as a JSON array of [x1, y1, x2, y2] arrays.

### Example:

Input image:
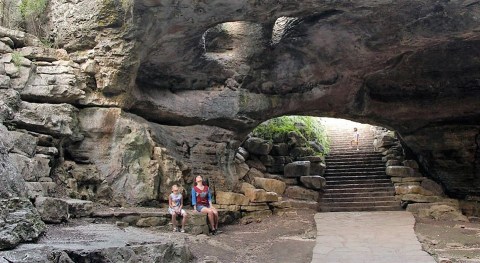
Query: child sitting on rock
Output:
[[168, 184, 188, 233]]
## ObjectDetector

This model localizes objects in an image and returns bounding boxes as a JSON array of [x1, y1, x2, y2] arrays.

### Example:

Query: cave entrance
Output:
[[216, 116, 410, 216]]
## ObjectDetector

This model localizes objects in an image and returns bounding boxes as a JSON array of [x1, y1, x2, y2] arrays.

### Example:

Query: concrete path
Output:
[[311, 211, 436, 263]]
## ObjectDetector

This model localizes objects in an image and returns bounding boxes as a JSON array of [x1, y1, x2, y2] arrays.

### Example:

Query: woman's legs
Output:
[[200, 207, 215, 231], [211, 207, 219, 229]]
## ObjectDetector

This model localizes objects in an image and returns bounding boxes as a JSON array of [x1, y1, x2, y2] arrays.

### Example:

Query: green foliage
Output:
[[19, 0, 49, 19], [11, 52, 23, 67], [252, 116, 330, 154]]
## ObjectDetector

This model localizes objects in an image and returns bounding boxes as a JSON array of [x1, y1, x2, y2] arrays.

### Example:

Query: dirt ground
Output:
[[184, 210, 480, 263], [185, 209, 317, 263], [415, 217, 480, 263]]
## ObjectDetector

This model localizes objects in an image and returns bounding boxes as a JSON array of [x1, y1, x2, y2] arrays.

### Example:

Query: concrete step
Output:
[[324, 187, 395, 193], [325, 161, 385, 167], [321, 200, 400, 208], [325, 175, 390, 180], [321, 196, 397, 203], [326, 183, 394, 189], [323, 191, 396, 198], [326, 179, 392, 185], [324, 171, 386, 176], [325, 167, 386, 173], [319, 205, 403, 212]]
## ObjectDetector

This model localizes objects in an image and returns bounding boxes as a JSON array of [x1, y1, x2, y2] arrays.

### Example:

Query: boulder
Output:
[[386, 159, 401, 166], [244, 167, 264, 183], [401, 194, 442, 203], [0, 198, 46, 250], [421, 179, 444, 196], [237, 147, 249, 159], [402, 160, 419, 169], [61, 199, 94, 218], [235, 162, 250, 179], [243, 137, 272, 155], [386, 166, 414, 177], [418, 205, 469, 222], [286, 131, 307, 147], [234, 152, 245, 163], [246, 158, 267, 172], [284, 161, 310, 178], [253, 177, 286, 195], [35, 197, 69, 223], [259, 155, 274, 167], [271, 143, 288, 156], [289, 147, 314, 158], [216, 191, 249, 205], [284, 186, 319, 201], [300, 176, 326, 190], [395, 185, 434, 196], [240, 183, 278, 203]]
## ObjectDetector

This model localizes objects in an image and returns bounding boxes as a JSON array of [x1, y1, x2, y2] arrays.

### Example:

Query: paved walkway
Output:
[[311, 211, 436, 263]]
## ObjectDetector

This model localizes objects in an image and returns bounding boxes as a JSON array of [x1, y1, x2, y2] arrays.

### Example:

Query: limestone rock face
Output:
[[386, 166, 415, 177], [216, 191, 249, 206], [0, 125, 27, 199], [0, 198, 46, 250]]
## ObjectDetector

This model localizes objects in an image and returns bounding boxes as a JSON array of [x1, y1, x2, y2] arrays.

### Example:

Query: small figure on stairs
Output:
[[351, 127, 360, 150]]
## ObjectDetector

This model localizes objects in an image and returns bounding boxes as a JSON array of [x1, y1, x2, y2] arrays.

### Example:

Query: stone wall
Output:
[[376, 130, 472, 221]]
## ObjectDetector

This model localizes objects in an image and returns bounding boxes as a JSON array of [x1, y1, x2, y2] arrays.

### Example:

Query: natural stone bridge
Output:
[[0, 0, 479, 234]]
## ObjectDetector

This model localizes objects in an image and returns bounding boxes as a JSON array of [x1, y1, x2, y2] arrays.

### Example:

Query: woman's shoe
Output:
[[173, 227, 178, 232]]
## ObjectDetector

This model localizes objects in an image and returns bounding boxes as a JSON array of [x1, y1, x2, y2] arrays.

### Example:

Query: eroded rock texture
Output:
[[0, 0, 479, 208]]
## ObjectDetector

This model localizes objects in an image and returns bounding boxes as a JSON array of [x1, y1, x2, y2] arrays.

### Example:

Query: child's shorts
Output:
[[169, 208, 187, 216]]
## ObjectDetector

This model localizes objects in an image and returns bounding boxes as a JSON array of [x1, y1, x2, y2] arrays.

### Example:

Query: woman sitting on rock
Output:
[[191, 175, 219, 235], [169, 184, 188, 233]]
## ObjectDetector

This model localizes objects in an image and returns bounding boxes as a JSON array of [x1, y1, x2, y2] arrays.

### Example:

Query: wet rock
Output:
[[0, 198, 46, 250], [300, 176, 326, 190], [284, 161, 310, 178]]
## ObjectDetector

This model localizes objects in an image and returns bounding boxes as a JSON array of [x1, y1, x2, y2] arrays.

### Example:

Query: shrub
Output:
[[252, 116, 330, 155]]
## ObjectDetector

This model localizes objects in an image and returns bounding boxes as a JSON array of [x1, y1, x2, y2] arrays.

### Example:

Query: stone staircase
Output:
[[320, 121, 401, 212]]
